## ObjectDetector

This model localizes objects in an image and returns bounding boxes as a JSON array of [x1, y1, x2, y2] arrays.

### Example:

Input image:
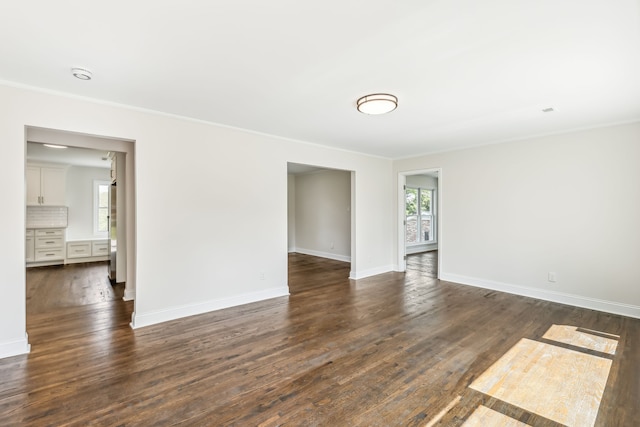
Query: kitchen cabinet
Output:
[[66, 240, 109, 259], [65, 239, 109, 262], [26, 166, 67, 206], [110, 154, 117, 183], [25, 230, 35, 262], [31, 228, 65, 263], [92, 241, 109, 256], [67, 241, 91, 259]]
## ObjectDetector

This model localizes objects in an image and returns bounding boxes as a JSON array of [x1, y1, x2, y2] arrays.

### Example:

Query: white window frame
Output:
[[405, 186, 436, 246], [93, 180, 111, 237]]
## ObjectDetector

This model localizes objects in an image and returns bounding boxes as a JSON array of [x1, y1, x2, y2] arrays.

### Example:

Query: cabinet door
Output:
[[26, 167, 41, 205], [40, 167, 66, 205], [26, 236, 35, 262]]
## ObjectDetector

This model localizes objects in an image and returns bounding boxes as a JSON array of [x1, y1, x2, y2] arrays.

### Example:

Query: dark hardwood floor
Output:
[[26, 261, 124, 314], [406, 250, 438, 278], [0, 255, 638, 426]]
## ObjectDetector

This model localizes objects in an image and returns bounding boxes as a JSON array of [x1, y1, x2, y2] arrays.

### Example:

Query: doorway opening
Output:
[[287, 162, 355, 293], [398, 168, 441, 277], [24, 126, 136, 345]]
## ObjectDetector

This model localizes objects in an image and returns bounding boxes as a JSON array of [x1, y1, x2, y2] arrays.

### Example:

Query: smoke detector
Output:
[[71, 67, 92, 80]]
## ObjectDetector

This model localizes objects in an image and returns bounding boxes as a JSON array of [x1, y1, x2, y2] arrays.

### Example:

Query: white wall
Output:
[[292, 170, 351, 262], [66, 165, 110, 241], [394, 122, 640, 318], [0, 83, 394, 358]]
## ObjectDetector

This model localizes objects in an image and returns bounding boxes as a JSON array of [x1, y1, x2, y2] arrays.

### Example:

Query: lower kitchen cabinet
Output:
[[67, 241, 92, 258], [27, 228, 66, 266], [27, 231, 110, 266], [26, 230, 35, 262], [65, 239, 109, 263]]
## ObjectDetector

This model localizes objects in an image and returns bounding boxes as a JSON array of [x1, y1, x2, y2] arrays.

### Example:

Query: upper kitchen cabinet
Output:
[[26, 165, 67, 206]]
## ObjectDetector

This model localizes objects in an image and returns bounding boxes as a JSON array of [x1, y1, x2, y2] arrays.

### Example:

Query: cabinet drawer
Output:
[[92, 241, 109, 256], [35, 236, 63, 249], [35, 229, 64, 237], [67, 242, 92, 258], [35, 248, 64, 262]]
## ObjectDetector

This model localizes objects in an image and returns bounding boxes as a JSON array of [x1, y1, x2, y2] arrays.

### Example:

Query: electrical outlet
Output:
[[330, 242, 334, 249], [259, 272, 265, 280], [548, 272, 557, 283]]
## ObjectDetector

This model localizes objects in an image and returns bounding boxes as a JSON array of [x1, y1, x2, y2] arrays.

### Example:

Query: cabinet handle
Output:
[[45, 241, 55, 244]]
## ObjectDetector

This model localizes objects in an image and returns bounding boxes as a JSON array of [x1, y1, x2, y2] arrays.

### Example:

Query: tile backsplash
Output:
[[26, 206, 68, 228]]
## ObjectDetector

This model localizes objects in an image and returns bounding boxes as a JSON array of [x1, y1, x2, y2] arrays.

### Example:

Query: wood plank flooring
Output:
[[0, 255, 638, 426], [26, 262, 124, 314]]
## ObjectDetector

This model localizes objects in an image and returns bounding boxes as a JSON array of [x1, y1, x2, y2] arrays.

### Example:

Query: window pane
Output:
[[405, 188, 418, 216], [98, 184, 109, 208], [421, 215, 432, 242], [406, 215, 418, 244], [420, 190, 431, 214], [98, 207, 109, 232]]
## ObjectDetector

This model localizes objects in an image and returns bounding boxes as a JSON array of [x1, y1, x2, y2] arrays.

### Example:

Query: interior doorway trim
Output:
[[25, 126, 136, 303], [286, 162, 355, 284], [397, 168, 442, 276]]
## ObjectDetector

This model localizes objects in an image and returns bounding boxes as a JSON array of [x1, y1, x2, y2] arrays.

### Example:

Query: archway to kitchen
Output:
[[287, 162, 354, 293], [24, 126, 136, 349]]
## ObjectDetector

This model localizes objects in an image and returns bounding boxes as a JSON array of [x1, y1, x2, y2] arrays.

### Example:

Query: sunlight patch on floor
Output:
[[542, 324, 618, 355], [462, 405, 529, 427], [469, 337, 612, 427]]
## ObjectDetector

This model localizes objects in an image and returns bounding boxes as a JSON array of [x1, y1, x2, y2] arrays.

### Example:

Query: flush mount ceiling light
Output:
[[43, 144, 68, 149], [71, 67, 92, 80], [357, 93, 398, 115]]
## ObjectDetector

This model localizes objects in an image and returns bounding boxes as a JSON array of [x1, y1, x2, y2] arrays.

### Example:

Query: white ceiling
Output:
[[27, 142, 111, 168], [2, 1, 640, 159], [287, 163, 327, 175]]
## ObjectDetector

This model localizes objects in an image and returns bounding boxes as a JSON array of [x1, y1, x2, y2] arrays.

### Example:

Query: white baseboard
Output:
[[350, 265, 394, 280], [294, 247, 351, 263], [130, 286, 290, 329], [440, 273, 640, 319], [0, 333, 31, 359]]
